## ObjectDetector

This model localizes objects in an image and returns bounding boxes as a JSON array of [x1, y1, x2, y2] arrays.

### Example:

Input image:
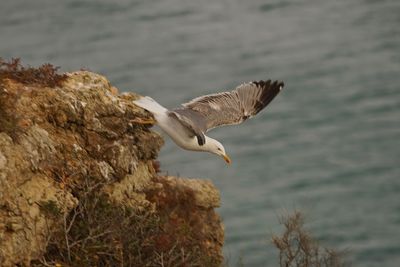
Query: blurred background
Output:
[[1, 0, 399, 266]]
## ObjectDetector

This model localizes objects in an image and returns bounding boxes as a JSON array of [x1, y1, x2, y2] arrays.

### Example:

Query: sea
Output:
[[1, 0, 399, 266]]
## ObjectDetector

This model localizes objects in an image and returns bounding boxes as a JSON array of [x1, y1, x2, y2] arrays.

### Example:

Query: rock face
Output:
[[0, 70, 223, 266]]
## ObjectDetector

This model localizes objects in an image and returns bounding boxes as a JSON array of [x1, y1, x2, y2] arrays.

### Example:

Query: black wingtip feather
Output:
[[254, 79, 284, 89], [253, 79, 284, 113]]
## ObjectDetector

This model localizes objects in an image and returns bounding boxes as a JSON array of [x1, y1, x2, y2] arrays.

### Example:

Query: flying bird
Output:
[[133, 80, 284, 164]]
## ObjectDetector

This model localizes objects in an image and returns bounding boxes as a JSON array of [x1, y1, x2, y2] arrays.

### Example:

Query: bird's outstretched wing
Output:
[[176, 80, 283, 132]]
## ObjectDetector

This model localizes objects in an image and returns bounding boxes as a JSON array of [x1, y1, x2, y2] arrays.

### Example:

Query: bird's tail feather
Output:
[[133, 96, 167, 115]]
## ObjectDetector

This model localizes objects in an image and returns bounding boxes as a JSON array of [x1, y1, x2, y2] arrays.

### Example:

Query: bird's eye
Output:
[[217, 148, 221, 151]]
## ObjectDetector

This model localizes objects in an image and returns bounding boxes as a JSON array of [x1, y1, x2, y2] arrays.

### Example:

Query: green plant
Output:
[[38, 200, 61, 218]]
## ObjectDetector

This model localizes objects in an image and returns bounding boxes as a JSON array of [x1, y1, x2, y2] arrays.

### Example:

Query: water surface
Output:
[[1, 0, 400, 265]]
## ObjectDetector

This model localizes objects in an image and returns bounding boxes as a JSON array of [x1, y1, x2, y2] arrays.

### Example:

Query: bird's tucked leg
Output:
[[131, 117, 156, 125]]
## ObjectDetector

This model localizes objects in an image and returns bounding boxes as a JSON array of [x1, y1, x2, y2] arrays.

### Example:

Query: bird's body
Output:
[[133, 80, 284, 163], [157, 111, 202, 151], [134, 96, 218, 152]]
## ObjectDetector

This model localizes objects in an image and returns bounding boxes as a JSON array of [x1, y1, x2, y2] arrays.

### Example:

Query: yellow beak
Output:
[[222, 154, 232, 164]]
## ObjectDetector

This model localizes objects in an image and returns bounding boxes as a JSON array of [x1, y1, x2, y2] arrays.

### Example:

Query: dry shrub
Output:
[[0, 57, 67, 87], [38, 178, 160, 267], [272, 211, 348, 267], [36, 176, 219, 267]]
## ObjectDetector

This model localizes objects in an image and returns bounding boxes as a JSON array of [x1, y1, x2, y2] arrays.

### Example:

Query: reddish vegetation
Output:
[[152, 160, 161, 173], [145, 176, 222, 266], [0, 58, 67, 87]]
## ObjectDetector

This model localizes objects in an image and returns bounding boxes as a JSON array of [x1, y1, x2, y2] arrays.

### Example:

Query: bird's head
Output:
[[207, 138, 231, 164]]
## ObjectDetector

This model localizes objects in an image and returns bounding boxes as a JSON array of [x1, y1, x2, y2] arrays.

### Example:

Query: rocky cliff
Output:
[[0, 60, 223, 267]]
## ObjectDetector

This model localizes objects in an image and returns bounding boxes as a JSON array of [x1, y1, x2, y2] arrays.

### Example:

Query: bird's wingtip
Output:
[[278, 81, 284, 90], [253, 79, 285, 90]]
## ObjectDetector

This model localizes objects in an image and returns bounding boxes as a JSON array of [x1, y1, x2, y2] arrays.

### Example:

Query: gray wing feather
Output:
[[181, 80, 284, 131], [167, 110, 206, 145]]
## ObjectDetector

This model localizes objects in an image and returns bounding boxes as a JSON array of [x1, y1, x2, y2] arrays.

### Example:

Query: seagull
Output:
[[133, 80, 284, 164]]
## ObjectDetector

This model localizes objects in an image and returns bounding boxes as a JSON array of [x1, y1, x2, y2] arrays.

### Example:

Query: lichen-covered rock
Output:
[[0, 128, 77, 266], [0, 70, 224, 266], [164, 176, 221, 209]]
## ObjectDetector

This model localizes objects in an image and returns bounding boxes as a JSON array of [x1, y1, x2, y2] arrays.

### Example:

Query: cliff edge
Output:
[[0, 61, 223, 266]]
